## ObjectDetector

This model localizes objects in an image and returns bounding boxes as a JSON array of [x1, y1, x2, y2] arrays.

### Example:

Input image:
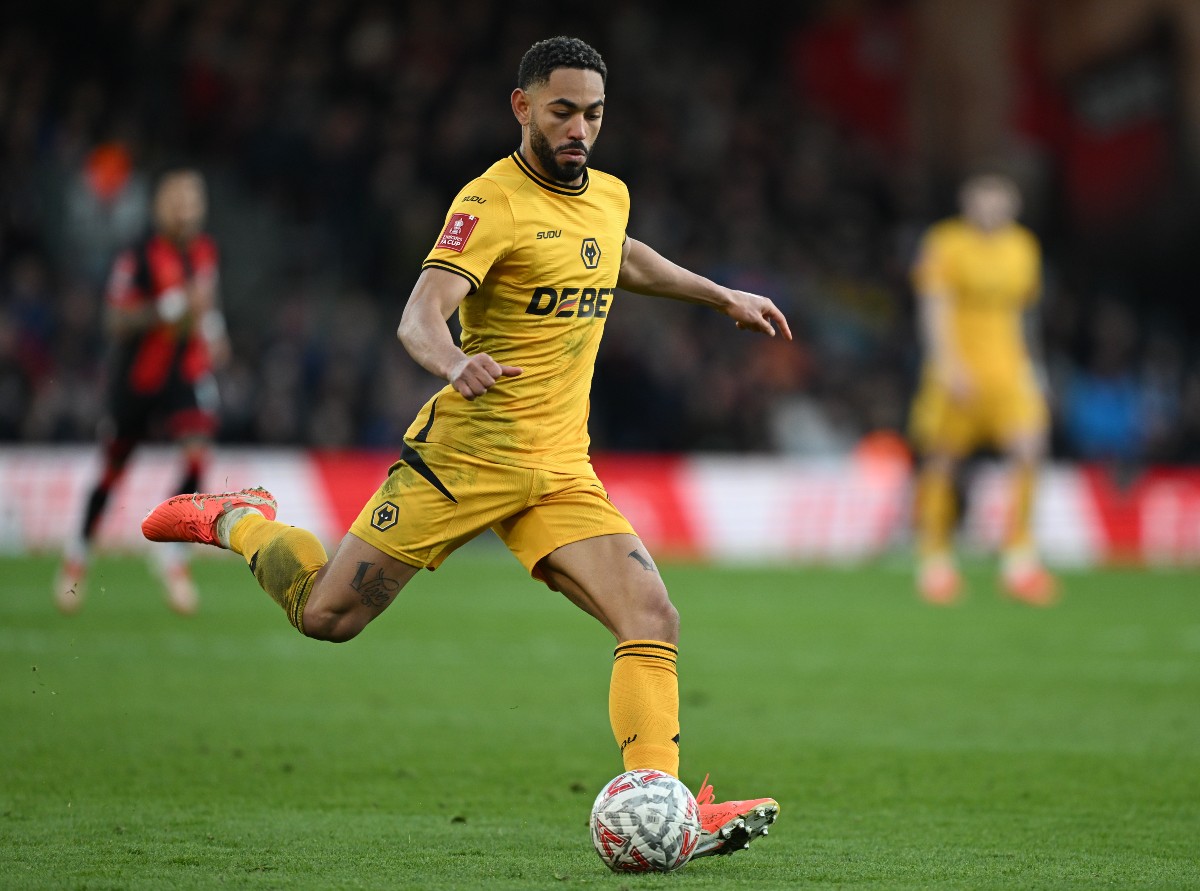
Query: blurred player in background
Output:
[[56, 169, 229, 615], [143, 37, 782, 858], [909, 173, 1057, 606]]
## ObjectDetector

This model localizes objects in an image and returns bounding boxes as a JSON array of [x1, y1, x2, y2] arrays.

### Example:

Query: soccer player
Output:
[[909, 172, 1057, 606], [142, 38, 781, 857], [57, 169, 228, 616]]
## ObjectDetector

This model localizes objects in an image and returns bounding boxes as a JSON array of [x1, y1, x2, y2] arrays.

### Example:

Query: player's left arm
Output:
[[1021, 290, 1052, 397], [189, 240, 230, 368], [1020, 234, 1049, 395], [617, 236, 792, 340]]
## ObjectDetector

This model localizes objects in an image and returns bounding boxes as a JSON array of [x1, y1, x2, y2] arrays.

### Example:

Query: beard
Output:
[[529, 121, 590, 184]]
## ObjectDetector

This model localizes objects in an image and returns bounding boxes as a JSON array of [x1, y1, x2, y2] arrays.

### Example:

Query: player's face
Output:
[[961, 178, 1020, 232], [515, 67, 605, 185], [154, 173, 207, 241]]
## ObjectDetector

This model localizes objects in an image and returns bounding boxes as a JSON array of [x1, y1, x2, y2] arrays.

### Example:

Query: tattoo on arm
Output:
[[628, 550, 658, 573], [350, 561, 401, 609]]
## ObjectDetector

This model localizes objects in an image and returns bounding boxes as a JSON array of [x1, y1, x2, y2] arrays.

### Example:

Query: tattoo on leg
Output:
[[350, 561, 401, 609], [628, 550, 658, 573]]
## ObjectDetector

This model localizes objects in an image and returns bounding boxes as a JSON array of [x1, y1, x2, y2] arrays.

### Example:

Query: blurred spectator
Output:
[[1061, 299, 1150, 464], [64, 143, 151, 285]]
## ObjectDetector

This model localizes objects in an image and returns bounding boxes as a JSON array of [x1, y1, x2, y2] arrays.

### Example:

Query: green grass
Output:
[[2, 551, 1198, 889]]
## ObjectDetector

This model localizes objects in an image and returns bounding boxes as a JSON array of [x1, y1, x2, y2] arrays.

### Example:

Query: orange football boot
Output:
[[917, 554, 962, 605], [692, 774, 779, 858], [142, 487, 277, 547], [1001, 563, 1059, 606]]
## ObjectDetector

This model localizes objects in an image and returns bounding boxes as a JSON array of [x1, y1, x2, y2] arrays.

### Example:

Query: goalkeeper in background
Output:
[[909, 172, 1058, 606]]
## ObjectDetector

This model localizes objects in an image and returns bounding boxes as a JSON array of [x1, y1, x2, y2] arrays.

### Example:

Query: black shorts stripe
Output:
[[399, 441, 458, 504], [414, 398, 438, 443]]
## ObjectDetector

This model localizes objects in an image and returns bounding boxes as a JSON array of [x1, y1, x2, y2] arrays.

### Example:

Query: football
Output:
[[589, 769, 701, 872]]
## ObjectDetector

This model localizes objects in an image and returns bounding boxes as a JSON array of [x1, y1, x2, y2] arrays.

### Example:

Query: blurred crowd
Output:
[[3, 0, 1200, 462]]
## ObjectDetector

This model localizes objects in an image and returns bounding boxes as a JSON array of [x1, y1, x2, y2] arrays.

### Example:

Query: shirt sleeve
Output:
[[421, 177, 515, 292]]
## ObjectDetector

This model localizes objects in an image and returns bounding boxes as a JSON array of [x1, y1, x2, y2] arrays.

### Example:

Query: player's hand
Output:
[[448, 353, 523, 400], [185, 280, 215, 315], [941, 362, 976, 405], [207, 335, 232, 370], [723, 290, 793, 340]]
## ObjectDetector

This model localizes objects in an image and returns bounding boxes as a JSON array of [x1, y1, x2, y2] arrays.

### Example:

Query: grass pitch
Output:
[[1, 551, 1198, 889]]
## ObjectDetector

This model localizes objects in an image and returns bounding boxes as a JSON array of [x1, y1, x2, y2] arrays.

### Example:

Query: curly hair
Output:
[[517, 36, 607, 90]]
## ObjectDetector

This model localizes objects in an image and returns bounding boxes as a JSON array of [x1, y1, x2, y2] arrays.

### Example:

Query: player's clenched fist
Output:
[[448, 353, 523, 400]]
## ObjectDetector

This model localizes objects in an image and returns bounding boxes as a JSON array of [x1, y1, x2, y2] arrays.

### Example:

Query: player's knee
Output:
[[305, 613, 364, 643], [632, 585, 679, 642], [318, 622, 362, 644], [301, 601, 367, 643], [657, 597, 681, 640]]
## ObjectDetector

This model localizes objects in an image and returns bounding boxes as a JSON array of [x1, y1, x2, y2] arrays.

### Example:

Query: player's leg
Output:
[[146, 381, 221, 614], [500, 476, 777, 858], [56, 395, 144, 614], [80, 435, 139, 543], [143, 441, 508, 638], [539, 533, 678, 642], [914, 450, 964, 604], [500, 493, 681, 775], [174, 436, 210, 496], [910, 380, 972, 604], [142, 487, 421, 639], [537, 534, 777, 858], [998, 426, 1058, 605], [151, 435, 213, 615], [538, 533, 680, 769], [239, 522, 421, 642], [907, 377, 984, 607]]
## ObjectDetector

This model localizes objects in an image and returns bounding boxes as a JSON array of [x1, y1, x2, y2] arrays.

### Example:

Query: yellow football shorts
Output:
[[909, 372, 1048, 457], [349, 439, 636, 581]]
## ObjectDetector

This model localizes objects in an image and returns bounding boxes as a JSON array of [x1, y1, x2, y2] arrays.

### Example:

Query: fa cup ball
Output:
[[589, 769, 701, 872]]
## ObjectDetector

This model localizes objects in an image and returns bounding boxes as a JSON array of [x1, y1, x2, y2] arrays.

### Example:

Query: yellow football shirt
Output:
[[412, 151, 630, 474], [912, 218, 1041, 387]]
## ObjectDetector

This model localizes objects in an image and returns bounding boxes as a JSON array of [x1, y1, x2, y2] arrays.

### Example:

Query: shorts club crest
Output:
[[371, 501, 399, 531]]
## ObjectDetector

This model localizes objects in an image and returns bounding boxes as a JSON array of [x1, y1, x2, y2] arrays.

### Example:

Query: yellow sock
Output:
[[228, 513, 328, 635], [916, 464, 956, 557], [1006, 463, 1037, 552], [610, 640, 680, 777]]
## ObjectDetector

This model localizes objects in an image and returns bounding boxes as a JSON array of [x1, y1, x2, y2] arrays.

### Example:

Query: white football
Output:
[[589, 768, 701, 872]]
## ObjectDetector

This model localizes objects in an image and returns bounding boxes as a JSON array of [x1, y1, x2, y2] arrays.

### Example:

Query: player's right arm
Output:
[[103, 249, 160, 338], [397, 268, 522, 401], [913, 229, 973, 403]]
